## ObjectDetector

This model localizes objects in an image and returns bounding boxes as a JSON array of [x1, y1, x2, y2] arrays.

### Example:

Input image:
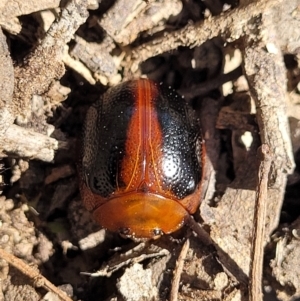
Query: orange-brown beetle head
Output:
[[92, 192, 188, 239]]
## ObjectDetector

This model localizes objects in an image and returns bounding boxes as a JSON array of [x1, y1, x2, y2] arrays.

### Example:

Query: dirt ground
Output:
[[0, 0, 300, 300]]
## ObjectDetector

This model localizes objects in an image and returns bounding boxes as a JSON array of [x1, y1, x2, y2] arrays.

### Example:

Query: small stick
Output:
[[169, 238, 190, 301], [178, 65, 243, 98], [128, 0, 283, 71], [0, 248, 73, 301], [13, 0, 90, 123], [186, 216, 213, 246], [249, 144, 272, 301]]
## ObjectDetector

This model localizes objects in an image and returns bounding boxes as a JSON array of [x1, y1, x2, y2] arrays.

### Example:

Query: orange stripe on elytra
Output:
[[119, 79, 165, 194], [141, 80, 165, 193]]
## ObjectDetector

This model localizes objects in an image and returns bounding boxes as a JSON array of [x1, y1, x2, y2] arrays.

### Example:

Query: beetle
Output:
[[78, 78, 205, 239]]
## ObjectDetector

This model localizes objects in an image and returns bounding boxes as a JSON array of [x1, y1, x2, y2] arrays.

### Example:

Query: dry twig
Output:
[[0, 0, 95, 162], [81, 242, 169, 277], [127, 0, 283, 73], [0, 248, 73, 301], [178, 65, 243, 98], [169, 238, 190, 301], [13, 0, 90, 124], [249, 145, 273, 301]]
